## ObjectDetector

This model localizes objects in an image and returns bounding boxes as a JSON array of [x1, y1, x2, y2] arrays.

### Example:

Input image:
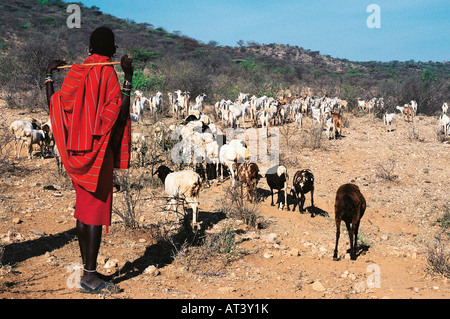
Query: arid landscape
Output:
[[0, 98, 449, 300]]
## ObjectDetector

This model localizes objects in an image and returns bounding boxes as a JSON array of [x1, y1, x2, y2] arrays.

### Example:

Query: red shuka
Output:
[[50, 54, 131, 193], [50, 54, 131, 229]]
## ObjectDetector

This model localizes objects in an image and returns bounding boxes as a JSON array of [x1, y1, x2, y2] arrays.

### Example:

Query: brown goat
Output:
[[329, 111, 343, 138], [237, 162, 260, 202], [333, 183, 366, 261], [404, 105, 413, 122]]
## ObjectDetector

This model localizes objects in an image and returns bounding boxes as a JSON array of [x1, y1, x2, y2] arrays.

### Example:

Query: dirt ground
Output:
[[0, 101, 449, 300]]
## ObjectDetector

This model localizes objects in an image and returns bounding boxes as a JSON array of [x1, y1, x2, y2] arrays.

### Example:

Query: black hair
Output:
[[89, 27, 116, 57]]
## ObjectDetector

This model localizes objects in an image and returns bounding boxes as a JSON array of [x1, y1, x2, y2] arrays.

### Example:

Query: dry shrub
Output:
[[426, 235, 450, 279], [375, 159, 398, 181], [172, 227, 243, 275], [218, 183, 262, 228]]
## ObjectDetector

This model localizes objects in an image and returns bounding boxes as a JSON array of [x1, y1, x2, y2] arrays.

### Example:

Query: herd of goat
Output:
[[7, 90, 449, 260]]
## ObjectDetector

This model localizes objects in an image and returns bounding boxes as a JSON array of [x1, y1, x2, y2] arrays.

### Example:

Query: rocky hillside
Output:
[[0, 0, 449, 113]]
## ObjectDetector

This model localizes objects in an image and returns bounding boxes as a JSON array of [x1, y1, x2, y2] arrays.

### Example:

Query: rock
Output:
[[104, 258, 118, 269], [144, 265, 160, 276], [12, 217, 22, 224], [354, 281, 367, 293], [311, 281, 326, 292], [261, 233, 278, 244], [263, 252, 273, 259]]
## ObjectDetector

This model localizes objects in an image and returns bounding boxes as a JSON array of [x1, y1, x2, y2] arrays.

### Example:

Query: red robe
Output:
[[50, 54, 131, 227]]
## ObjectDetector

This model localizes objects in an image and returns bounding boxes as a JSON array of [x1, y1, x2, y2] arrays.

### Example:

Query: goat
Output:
[[439, 114, 450, 137], [265, 165, 289, 210], [328, 111, 343, 138], [290, 169, 314, 214], [442, 102, 448, 114], [403, 105, 413, 122], [131, 132, 146, 165], [237, 162, 260, 202], [325, 116, 335, 140], [149, 91, 162, 114], [383, 112, 395, 132], [131, 91, 147, 124], [219, 140, 249, 186], [154, 165, 202, 229], [395, 105, 405, 115], [333, 183, 366, 261]]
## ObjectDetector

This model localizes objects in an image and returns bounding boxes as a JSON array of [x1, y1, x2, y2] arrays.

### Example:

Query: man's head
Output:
[[89, 27, 116, 57]]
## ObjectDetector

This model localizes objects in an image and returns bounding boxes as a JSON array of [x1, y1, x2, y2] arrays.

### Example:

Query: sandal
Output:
[[79, 280, 121, 295]]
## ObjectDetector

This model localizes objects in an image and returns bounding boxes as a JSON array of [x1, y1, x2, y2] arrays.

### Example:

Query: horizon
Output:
[[78, 0, 450, 63]]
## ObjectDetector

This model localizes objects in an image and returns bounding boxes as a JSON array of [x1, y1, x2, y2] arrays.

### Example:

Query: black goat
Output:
[[265, 165, 289, 210], [290, 169, 314, 214]]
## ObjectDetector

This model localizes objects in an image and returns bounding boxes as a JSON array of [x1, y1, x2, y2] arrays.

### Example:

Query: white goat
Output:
[[149, 91, 162, 114], [442, 102, 448, 114], [439, 114, 450, 137], [383, 112, 395, 132], [219, 139, 249, 186]]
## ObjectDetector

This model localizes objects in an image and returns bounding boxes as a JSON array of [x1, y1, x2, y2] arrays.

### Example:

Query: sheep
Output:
[[290, 169, 314, 214], [22, 128, 46, 159], [265, 165, 289, 210], [333, 183, 366, 261], [237, 162, 260, 202], [383, 112, 396, 132], [154, 165, 202, 229], [10, 120, 33, 158]]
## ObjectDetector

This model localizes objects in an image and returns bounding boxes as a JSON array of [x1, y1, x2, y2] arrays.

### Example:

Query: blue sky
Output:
[[79, 0, 449, 62]]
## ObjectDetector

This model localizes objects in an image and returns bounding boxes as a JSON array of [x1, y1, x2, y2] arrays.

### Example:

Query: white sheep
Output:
[[10, 120, 33, 158], [155, 166, 202, 229], [21, 128, 46, 159]]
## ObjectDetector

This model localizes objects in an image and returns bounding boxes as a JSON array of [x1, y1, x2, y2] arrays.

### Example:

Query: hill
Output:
[[0, 0, 449, 114]]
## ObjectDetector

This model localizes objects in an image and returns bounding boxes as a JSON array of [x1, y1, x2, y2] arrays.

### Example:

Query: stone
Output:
[[104, 258, 118, 269], [311, 281, 326, 292], [144, 265, 160, 276]]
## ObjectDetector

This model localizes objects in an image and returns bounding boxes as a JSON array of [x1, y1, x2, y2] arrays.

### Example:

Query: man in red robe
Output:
[[46, 27, 133, 294]]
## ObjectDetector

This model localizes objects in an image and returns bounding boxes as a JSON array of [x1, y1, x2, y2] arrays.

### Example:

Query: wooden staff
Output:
[[57, 61, 121, 69]]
